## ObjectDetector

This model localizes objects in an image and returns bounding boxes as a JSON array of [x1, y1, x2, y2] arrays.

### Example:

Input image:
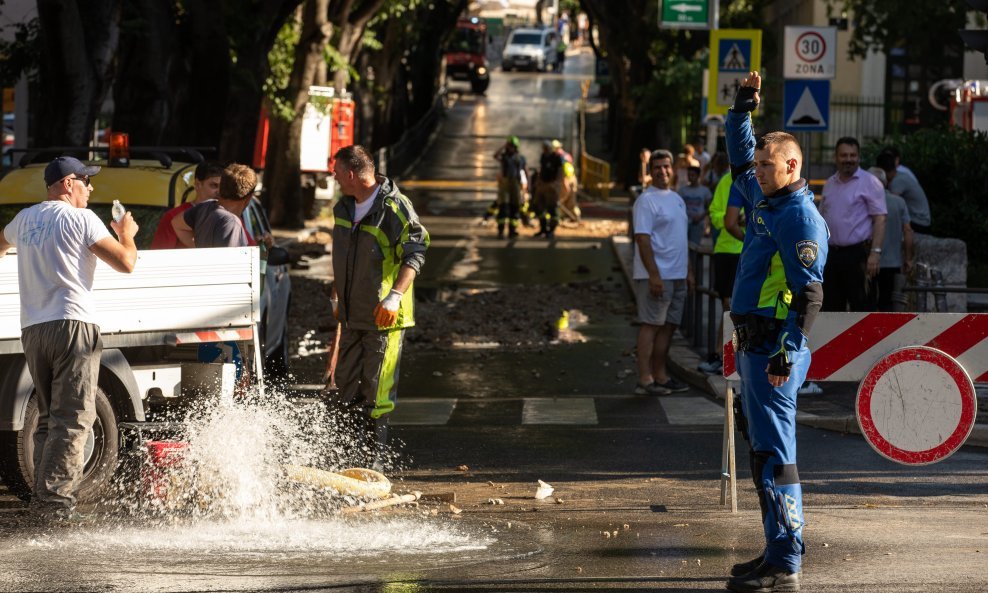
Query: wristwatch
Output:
[[870, 248, 883, 254]]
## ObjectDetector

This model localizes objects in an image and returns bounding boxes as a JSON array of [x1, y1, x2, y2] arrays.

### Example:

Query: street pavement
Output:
[[0, 46, 986, 593]]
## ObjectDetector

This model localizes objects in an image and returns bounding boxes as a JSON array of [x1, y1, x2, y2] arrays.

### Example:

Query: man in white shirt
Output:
[[632, 149, 694, 395], [0, 157, 138, 521]]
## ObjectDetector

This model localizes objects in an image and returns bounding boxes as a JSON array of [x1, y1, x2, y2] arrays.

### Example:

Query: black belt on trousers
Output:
[[730, 313, 783, 352]]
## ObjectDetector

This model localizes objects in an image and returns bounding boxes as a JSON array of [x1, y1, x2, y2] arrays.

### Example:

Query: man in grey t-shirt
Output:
[[877, 150, 930, 233], [172, 163, 256, 248], [868, 167, 914, 312]]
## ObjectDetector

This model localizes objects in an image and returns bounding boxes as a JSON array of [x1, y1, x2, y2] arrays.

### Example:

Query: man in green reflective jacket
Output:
[[330, 145, 429, 470]]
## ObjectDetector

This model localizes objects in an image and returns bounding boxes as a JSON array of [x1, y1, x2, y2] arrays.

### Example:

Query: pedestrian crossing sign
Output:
[[783, 80, 830, 131], [707, 29, 762, 116]]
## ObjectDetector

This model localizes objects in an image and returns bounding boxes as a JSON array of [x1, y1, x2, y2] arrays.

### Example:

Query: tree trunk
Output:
[[579, 0, 654, 185], [264, 0, 332, 228], [218, 0, 305, 165], [34, 0, 120, 147], [111, 0, 176, 144]]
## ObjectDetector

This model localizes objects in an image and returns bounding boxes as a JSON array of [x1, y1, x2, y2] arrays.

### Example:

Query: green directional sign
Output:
[[659, 0, 711, 30]]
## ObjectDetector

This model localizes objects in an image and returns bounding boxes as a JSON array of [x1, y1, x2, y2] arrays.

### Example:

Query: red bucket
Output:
[[143, 441, 188, 504]]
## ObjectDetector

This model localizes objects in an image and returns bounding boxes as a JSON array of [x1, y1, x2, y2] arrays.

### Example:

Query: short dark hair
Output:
[[687, 166, 701, 175], [835, 136, 860, 152], [195, 161, 225, 181], [875, 150, 897, 172], [756, 132, 802, 163], [650, 149, 674, 166], [884, 146, 901, 159], [220, 163, 257, 201], [334, 145, 376, 177]]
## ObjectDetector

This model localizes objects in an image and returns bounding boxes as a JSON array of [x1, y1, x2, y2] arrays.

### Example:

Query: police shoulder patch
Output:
[[796, 240, 818, 268]]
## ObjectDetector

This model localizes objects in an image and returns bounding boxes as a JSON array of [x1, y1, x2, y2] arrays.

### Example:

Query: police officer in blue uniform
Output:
[[724, 71, 829, 593]]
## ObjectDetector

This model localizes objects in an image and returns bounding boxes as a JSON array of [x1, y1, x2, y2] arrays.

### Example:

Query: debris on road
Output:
[[535, 479, 554, 500]]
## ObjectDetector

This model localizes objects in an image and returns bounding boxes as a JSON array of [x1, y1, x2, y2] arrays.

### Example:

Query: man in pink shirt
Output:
[[820, 137, 886, 311]]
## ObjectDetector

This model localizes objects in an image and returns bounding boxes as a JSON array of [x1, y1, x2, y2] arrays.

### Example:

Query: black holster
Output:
[[731, 313, 783, 353]]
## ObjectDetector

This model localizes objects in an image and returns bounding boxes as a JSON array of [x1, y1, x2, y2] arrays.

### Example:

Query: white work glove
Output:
[[373, 289, 403, 328]]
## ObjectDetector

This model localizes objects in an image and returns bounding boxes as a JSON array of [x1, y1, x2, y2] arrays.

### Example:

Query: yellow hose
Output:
[[282, 465, 392, 499]]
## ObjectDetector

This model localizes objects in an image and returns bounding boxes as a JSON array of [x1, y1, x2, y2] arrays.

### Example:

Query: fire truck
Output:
[[444, 18, 491, 94], [949, 79, 988, 133]]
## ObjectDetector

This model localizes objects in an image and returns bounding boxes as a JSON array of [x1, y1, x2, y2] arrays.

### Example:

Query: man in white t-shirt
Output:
[[0, 157, 138, 521], [632, 149, 694, 396]]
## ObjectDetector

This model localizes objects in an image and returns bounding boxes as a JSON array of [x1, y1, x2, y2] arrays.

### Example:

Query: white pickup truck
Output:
[[0, 246, 263, 502]]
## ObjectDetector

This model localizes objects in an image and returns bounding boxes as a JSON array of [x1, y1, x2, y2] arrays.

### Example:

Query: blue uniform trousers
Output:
[[735, 346, 810, 573]]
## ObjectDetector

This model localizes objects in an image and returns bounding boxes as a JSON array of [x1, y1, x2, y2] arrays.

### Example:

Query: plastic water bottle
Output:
[[111, 200, 125, 223]]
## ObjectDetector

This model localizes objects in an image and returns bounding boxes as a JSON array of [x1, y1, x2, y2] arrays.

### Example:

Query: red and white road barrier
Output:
[[722, 313, 988, 383], [719, 313, 987, 510]]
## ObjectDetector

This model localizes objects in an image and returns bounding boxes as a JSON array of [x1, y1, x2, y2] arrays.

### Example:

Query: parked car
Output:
[[0, 149, 292, 378], [501, 27, 558, 72]]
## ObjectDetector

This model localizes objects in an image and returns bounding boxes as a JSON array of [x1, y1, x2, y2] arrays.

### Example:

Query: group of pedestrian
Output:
[[819, 139, 929, 314], [491, 137, 578, 240]]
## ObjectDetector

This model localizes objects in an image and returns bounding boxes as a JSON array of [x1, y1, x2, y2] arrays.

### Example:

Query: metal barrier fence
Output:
[[680, 242, 721, 362], [580, 151, 611, 199], [577, 79, 611, 200], [381, 92, 446, 178]]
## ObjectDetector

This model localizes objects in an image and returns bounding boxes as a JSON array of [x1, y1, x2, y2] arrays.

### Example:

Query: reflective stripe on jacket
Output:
[[332, 176, 429, 331]]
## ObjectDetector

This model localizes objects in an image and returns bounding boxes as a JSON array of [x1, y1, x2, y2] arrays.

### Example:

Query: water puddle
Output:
[[0, 387, 541, 591]]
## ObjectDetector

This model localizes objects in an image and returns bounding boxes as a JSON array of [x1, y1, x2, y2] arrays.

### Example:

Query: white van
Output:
[[502, 27, 558, 72]]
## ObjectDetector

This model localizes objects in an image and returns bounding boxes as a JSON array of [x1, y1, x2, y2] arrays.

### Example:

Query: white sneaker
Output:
[[698, 359, 723, 374], [798, 382, 823, 395]]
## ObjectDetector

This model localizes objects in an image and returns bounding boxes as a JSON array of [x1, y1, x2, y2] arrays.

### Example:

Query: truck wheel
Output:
[[0, 388, 119, 503]]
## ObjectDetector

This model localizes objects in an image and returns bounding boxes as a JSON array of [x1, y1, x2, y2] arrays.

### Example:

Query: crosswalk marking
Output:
[[390, 398, 457, 425], [660, 396, 725, 425], [522, 398, 598, 425], [384, 396, 724, 426]]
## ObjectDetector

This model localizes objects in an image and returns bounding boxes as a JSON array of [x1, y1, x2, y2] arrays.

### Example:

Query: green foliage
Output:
[[264, 16, 301, 122], [0, 8, 40, 87], [862, 127, 988, 280], [826, 1, 966, 60]]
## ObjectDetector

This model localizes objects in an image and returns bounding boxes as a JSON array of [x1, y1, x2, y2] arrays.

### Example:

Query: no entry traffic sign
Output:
[[784, 26, 836, 79], [856, 346, 977, 465]]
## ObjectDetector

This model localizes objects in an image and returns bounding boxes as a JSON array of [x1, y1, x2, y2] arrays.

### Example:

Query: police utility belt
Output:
[[730, 313, 782, 353]]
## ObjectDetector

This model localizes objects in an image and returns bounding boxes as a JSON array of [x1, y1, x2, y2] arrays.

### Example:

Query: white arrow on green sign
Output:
[[660, 0, 710, 29]]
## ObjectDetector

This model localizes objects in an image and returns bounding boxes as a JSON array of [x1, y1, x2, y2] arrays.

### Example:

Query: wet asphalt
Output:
[[1, 48, 987, 593]]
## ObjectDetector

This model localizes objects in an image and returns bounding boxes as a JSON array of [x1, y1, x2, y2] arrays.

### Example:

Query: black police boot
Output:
[[496, 223, 504, 239], [726, 560, 799, 593], [730, 554, 765, 577]]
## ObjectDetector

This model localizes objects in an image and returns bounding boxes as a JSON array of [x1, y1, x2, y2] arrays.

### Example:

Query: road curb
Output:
[[610, 234, 988, 450]]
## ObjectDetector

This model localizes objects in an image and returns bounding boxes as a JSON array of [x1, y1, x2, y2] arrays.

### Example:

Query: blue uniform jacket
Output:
[[725, 109, 829, 357]]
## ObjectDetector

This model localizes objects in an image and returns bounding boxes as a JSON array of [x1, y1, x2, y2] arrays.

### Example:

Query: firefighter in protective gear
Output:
[[724, 72, 829, 593], [493, 136, 527, 238], [534, 140, 564, 238], [552, 139, 581, 221], [330, 145, 429, 469]]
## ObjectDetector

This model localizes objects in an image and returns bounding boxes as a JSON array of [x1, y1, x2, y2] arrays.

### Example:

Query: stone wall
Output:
[[911, 234, 968, 313]]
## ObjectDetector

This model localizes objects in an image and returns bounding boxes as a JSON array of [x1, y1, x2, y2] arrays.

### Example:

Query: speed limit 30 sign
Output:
[[784, 26, 836, 79]]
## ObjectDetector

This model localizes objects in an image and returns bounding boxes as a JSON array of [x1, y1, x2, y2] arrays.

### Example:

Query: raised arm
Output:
[[724, 71, 761, 171]]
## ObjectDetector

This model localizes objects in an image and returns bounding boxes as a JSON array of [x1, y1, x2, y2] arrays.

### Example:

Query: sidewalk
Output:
[[610, 234, 988, 449]]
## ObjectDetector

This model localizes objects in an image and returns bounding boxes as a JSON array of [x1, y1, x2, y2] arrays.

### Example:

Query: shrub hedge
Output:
[[863, 127, 988, 286]]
